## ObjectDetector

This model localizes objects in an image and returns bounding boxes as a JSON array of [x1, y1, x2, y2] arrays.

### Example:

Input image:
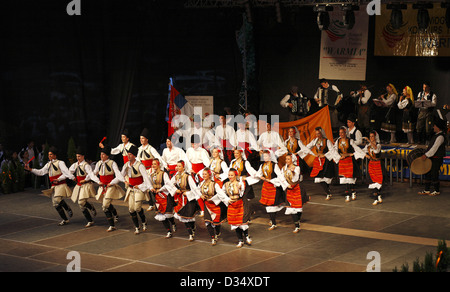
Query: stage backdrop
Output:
[[275, 106, 333, 167], [319, 5, 369, 81], [375, 4, 450, 57]]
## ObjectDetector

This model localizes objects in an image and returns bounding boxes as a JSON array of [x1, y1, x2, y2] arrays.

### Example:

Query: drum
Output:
[[407, 148, 431, 175]]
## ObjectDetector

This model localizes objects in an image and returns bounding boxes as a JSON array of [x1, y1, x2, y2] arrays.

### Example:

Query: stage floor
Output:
[[0, 179, 449, 273]]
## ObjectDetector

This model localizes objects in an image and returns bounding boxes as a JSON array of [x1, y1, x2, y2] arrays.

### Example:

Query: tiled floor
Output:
[[0, 178, 449, 272]]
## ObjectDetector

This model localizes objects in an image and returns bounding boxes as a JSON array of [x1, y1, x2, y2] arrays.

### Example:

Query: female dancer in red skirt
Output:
[[302, 127, 336, 200], [256, 150, 284, 231], [150, 159, 178, 238], [334, 127, 365, 202], [170, 160, 201, 241], [362, 131, 384, 205], [222, 168, 252, 248], [198, 168, 228, 245], [280, 154, 303, 233]]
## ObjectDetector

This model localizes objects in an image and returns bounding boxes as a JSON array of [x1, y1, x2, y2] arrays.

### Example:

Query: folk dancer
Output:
[[362, 131, 384, 205], [256, 150, 284, 231], [137, 128, 165, 210], [301, 127, 336, 200], [235, 115, 259, 164], [68, 147, 97, 227], [170, 160, 201, 241], [25, 146, 73, 226], [200, 146, 228, 188], [229, 147, 259, 201], [418, 112, 447, 196], [285, 126, 309, 176], [162, 136, 189, 178], [333, 127, 366, 202], [198, 168, 228, 246], [186, 134, 210, 216], [279, 154, 304, 233], [121, 145, 152, 235], [415, 82, 437, 144], [398, 86, 416, 144], [150, 159, 178, 238], [215, 112, 237, 164], [222, 168, 252, 248], [100, 129, 135, 165], [91, 146, 125, 232]]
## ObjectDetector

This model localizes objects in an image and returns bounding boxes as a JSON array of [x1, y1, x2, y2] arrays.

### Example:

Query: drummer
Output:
[[418, 113, 447, 196]]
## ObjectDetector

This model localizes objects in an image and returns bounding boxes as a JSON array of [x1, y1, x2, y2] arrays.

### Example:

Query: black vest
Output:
[[427, 132, 446, 158]]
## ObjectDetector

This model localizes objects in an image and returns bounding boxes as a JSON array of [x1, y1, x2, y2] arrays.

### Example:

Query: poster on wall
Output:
[[375, 4, 450, 57], [185, 95, 214, 120], [319, 5, 369, 81]]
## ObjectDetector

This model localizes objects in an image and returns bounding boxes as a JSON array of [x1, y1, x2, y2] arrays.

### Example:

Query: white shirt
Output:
[[68, 160, 94, 181], [425, 132, 445, 158], [351, 89, 372, 105], [121, 160, 152, 192], [257, 131, 286, 152], [90, 159, 124, 185], [383, 93, 397, 106], [417, 91, 437, 109], [214, 124, 237, 149], [31, 159, 71, 181], [162, 146, 188, 166], [347, 127, 363, 146], [186, 147, 211, 168], [111, 142, 135, 156], [236, 128, 259, 151], [137, 144, 166, 168]]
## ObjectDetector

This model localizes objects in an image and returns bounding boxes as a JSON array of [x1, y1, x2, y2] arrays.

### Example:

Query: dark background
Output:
[[1, 0, 449, 162]]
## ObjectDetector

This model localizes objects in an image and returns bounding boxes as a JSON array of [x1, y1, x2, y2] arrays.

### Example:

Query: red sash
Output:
[[99, 174, 115, 185], [141, 159, 153, 169], [49, 174, 66, 186], [76, 175, 86, 186], [129, 176, 144, 187], [122, 155, 129, 164], [168, 164, 177, 178]]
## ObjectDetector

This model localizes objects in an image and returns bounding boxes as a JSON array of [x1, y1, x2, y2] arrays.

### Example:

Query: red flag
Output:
[[167, 85, 179, 137]]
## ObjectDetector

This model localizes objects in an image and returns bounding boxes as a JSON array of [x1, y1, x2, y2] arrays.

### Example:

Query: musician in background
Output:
[[280, 86, 310, 122], [379, 83, 399, 144], [415, 82, 437, 145], [418, 112, 447, 196], [350, 84, 372, 137], [314, 79, 343, 134]]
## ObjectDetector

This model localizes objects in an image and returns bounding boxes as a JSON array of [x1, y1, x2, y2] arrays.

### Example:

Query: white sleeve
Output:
[[110, 162, 125, 184], [110, 144, 122, 155], [57, 161, 72, 181], [425, 136, 444, 157], [280, 94, 291, 108], [30, 162, 50, 177]]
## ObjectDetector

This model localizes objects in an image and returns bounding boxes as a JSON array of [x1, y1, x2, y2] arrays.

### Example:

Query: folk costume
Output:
[[161, 141, 188, 178], [169, 163, 201, 241], [397, 86, 415, 144], [284, 127, 310, 175], [229, 147, 259, 200], [137, 128, 166, 172], [362, 132, 385, 205], [221, 172, 252, 247], [215, 114, 237, 164], [198, 173, 228, 245], [68, 147, 97, 227], [110, 129, 135, 165], [301, 128, 336, 200], [29, 146, 73, 226], [333, 127, 366, 202], [150, 162, 178, 238], [415, 83, 437, 144], [279, 154, 304, 233], [256, 150, 284, 231], [91, 146, 125, 232], [121, 145, 152, 235], [380, 84, 399, 143], [418, 113, 447, 196]]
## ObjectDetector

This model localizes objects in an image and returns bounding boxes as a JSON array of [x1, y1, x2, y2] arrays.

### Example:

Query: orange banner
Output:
[[275, 106, 334, 167]]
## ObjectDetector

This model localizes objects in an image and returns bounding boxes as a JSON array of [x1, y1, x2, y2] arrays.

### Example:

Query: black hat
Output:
[[128, 145, 138, 157], [100, 145, 111, 156], [49, 146, 58, 155], [433, 110, 447, 131], [121, 129, 129, 137], [347, 113, 357, 123], [140, 128, 150, 139], [76, 146, 85, 156], [191, 134, 201, 144]]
